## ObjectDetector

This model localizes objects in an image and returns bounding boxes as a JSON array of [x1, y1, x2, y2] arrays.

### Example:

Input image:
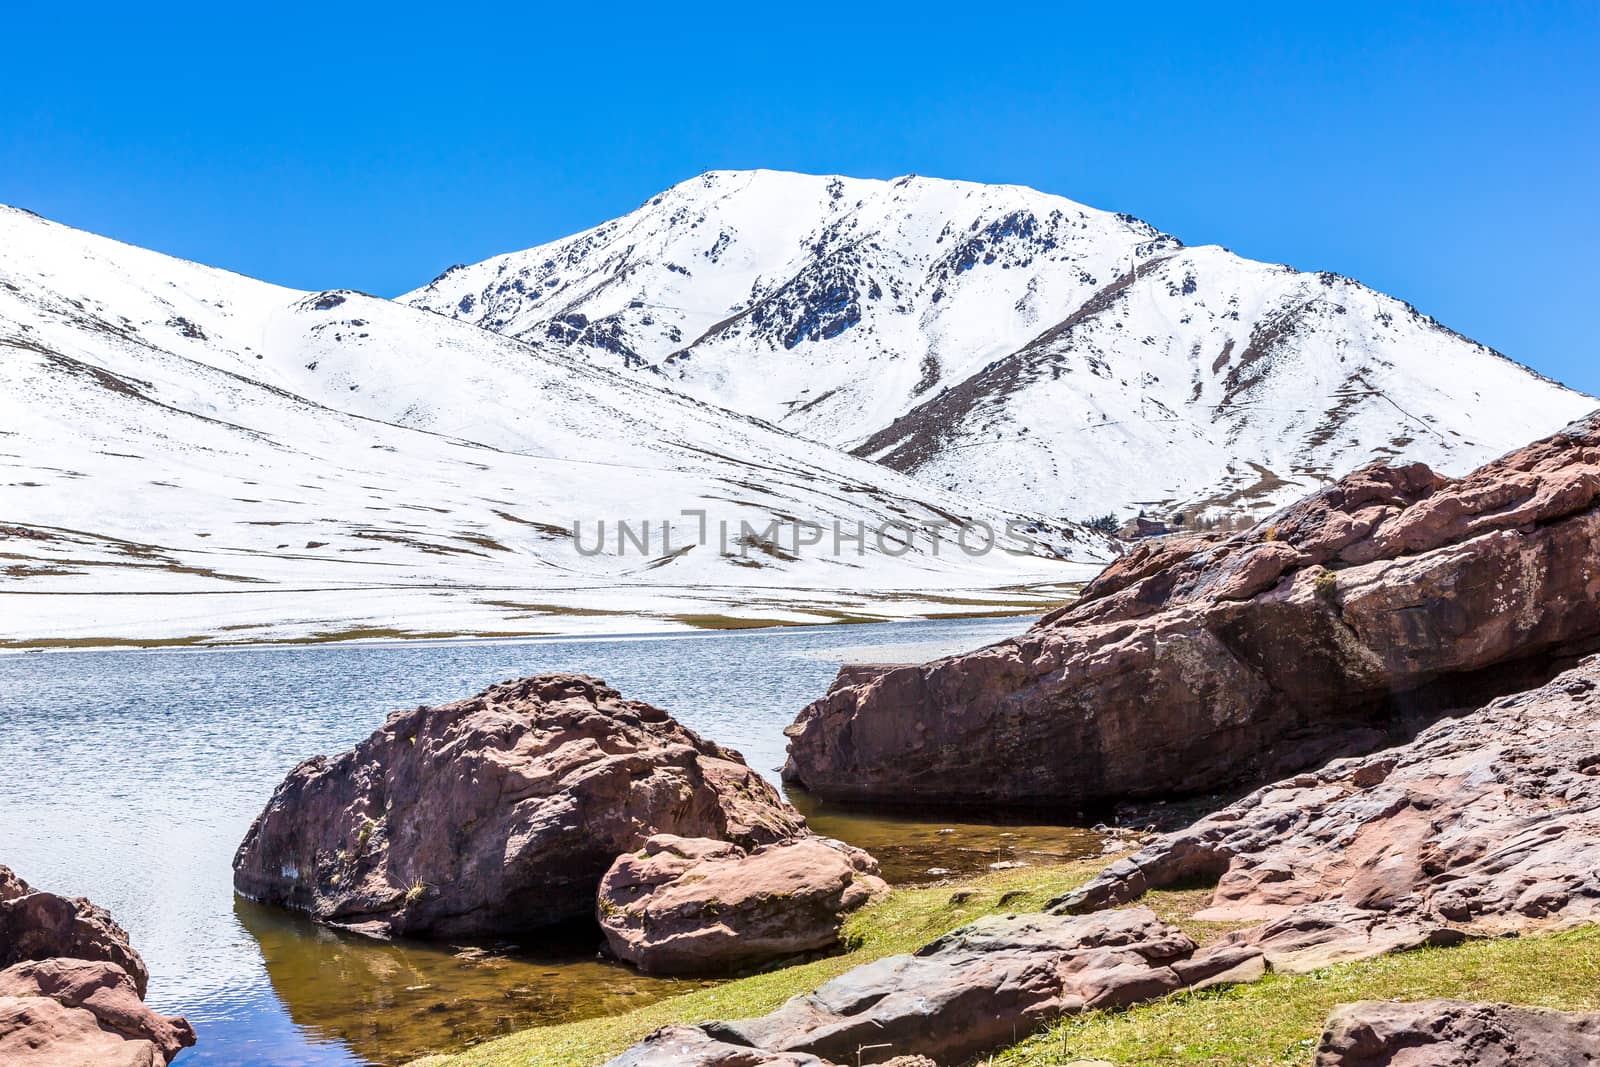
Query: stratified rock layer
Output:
[[1053, 657, 1600, 969], [784, 413, 1600, 807], [605, 908, 1257, 1066], [234, 674, 808, 938], [1316, 1000, 1600, 1066], [598, 834, 887, 975], [604, 1027, 939, 1067]]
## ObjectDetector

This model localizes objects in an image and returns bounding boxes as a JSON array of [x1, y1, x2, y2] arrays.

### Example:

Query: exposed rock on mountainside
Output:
[[0, 868, 194, 1065], [604, 908, 1252, 1066], [1315, 1000, 1600, 1066], [406, 170, 1594, 520], [1053, 658, 1600, 966], [597, 834, 886, 975], [783, 413, 1600, 808], [233, 674, 807, 938]]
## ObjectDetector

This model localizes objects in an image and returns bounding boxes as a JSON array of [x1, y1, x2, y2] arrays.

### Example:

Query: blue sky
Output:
[[4, 2, 1597, 394]]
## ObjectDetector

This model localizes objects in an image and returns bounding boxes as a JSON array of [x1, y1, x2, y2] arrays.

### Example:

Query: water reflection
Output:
[[236, 900, 709, 1065], [0, 616, 1092, 1065], [791, 791, 1105, 884]]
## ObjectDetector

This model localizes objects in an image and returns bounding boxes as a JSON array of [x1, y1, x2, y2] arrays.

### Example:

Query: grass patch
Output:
[[404, 856, 1600, 1067], [476, 601, 628, 618], [405, 859, 1111, 1067], [998, 925, 1600, 1066], [0, 635, 214, 650], [664, 614, 810, 630], [924, 606, 1074, 621]]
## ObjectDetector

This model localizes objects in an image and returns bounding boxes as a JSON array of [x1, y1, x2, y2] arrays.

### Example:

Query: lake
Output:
[[0, 617, 1101, 1066]]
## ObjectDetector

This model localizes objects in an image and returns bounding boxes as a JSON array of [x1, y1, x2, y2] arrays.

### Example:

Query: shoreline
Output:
[[0, 607, 1052, 657]]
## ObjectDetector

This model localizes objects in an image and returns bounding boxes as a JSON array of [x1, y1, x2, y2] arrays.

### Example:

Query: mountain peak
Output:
[[403, 173, 1592, 522]]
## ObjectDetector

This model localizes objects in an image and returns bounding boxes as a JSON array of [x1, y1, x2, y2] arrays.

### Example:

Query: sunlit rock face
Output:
[[233, 673, 808, 939], [785, 413, 1600, 808]]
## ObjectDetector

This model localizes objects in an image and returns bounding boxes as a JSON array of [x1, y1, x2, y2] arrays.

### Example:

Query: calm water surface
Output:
[[0, 617, 1100, 1066]]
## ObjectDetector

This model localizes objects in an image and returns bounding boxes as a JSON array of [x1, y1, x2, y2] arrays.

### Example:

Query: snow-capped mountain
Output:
[[0, 204, 1114, 648], [406, 170, 1594, 521]]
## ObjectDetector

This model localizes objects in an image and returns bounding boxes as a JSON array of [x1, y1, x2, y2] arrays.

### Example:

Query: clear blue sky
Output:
[[5, 2, 1597, 394]]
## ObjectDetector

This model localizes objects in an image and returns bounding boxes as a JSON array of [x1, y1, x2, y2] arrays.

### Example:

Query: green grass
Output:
[[405, 858, 1600, 1067], [405, 859, 1110, 1067], [997, 925, 1600, 1066]]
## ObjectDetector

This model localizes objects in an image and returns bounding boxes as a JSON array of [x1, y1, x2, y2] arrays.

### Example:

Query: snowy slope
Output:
[[405, 170, 1594, 522], [0, 204, 1114, 648], [852, 247, 1598, 517]]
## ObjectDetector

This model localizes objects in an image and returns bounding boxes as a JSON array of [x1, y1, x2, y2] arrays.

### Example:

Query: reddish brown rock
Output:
[[1315, 1000, 1600, 1066], [0, 864, 148, 997], [0, 867, 192, 1065], [598, 834, 887, 975], [0, 959, 195, 1066], [784, 414, 1600, 807], [605, 907, 1257, 1066], [1053, 658, 1600, 969], [234, 674, 809, 938]]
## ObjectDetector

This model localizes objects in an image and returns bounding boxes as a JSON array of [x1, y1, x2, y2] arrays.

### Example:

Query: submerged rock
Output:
[[598, 834, 887, 975], [0, 868, 193, 1065], [1053, 657, 1600, 969], [233, 673, 808, 938], [784, 412, 1600, 807], [1316, 999, 1600, 1066], [606, 907, 1257, 1066]]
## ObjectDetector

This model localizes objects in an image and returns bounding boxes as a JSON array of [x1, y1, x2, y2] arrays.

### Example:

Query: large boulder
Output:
[[784, 413, 1600, 807], [1052, 657, 1600, 969], [0, 864, 148, 997], [234, 674, 809, 938], [598, 834, 887, 975], [1316, 1000, 1600, 1066], [0, 959, 196, 1066], [605, 908, 1257, 1066]]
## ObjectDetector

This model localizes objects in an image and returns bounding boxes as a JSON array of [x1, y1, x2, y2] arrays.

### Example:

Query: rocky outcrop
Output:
[[784, 413, 1600, 807], [0, 959, 196, 1066], [1315, 1000, 1600, 1066], [1052, 657, 1600, 970], [603, 659, 1600, 1065], [598, 834, 887, 975], [604, 908, 1259, 1066], [0, 867, 193, 1065], [234, 674, 809, 938], [0, 864, 149, 997], [604, 1026, 939, 1067]]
